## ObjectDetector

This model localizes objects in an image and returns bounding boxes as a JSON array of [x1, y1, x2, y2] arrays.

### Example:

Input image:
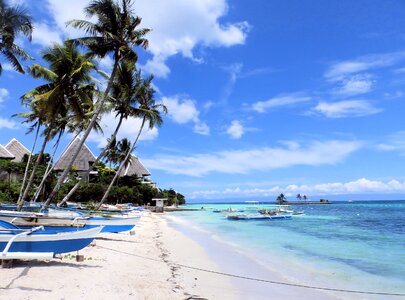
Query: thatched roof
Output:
[[54, 137, 96, 171], [118, 155, 151, 177], [0, 145, 15, 160], [5, 138, 30, 162]]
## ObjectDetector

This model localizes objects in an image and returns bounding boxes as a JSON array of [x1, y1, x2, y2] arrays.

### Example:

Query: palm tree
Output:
[[115, 138, 132, 167], [103, 137, 119, 168], [18, 41, 96, 208], [276, 193, 287, 205], [303, 195, 308, 203], [296, 193, 302, 202], [13, 109, 42, 205], [95, 75, 166, 210], [0, 0, 33, 74], [44, 0, 151, 208]]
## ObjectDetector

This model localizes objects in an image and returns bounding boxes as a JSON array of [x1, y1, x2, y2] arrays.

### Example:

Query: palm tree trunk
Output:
[[57, 115, 124, 207], [20, 133, 50, 205], [17, 124, 40, 208], [95, 117, 146, 210], [58, 182, 81, 207], [32, 130, 64, 203], [42, 55, 120, 210]]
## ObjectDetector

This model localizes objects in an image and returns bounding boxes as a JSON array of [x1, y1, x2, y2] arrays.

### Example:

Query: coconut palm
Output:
[[296, 193, 302, 201], [303, 195, 308, 203], [115, 138, 132, 167], [276, 193, 287, 205], [0, 0, 33, 74], [44, 0, 151, 208], [95, 75, 166, 210], [13, 109, 41, 205], [18, 41, 97, 208]]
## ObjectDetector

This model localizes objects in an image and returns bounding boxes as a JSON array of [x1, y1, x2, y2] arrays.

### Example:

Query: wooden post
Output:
[[1, 259, 13, 268]]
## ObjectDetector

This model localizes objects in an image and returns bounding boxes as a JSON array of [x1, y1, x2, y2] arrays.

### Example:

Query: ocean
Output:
[[164, 201, 405, 299]]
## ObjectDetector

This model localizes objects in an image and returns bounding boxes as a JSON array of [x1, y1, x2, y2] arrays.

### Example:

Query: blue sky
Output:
[[1, 0, 405, 202]]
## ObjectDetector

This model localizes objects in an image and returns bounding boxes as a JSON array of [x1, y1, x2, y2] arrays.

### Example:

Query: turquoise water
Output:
[[166, 201, 405, 298]]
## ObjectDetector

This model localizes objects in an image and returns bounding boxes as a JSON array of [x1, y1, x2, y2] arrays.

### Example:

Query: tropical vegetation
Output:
[[0, 0, 185, 209]]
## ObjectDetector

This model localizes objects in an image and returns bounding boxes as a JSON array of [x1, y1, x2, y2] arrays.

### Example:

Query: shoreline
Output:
[[0, 212, 238, 299], [0, 211, 393, 299]]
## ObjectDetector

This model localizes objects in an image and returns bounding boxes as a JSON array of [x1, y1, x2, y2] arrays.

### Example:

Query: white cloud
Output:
[[46, 0, 88, 38], [188, 178, 405, 199], [142, 56, 171, 78], [0, 117, 18, 129], [142, 140, 362, 177], [162, 96, 209, 135], [98, 55, 114, 71], [313, 100, 381, 118], [162, 96, 199, 124], [337, 74, 374, 96], [252, 94, 311, 113], [44, 0, 250, 78], [0, 88, 9, 103], [325, 51, 405, 82], [2, 63, 19, 73], [32, 22, 63, 46], [137, 0, 250, 77], [377, 131, 405, 155], [227, 120, 244, 139], [194, 122, 210, 136], [87, 112, 158, 148]]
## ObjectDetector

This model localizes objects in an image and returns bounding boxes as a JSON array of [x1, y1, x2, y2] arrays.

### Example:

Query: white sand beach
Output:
[[0, 212, 345, 300]]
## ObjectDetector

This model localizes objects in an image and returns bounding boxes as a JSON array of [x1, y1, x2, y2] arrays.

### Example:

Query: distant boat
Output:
[[227, 213, 292, 220], [227, 213, 270, 220], [0, 220, 102, 259]]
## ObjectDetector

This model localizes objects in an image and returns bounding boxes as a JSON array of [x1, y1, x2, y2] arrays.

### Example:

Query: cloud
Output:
[[325, 51, 405, 82], [312, 100, 381, 118], [162, 96, 209, 135], [0, 117, 18, 129], [46, 0, 88, 38], [137, 0, 250, 77], [227, 120, 244, 139], [44, 0, 250, 78], [336, 74, 374, 96], [32, 22, 63, 46], [1, 63, 19, 73], [142, 56, 171, 78], [87, 112, 158, 148], [142, 140, 362, 177], [0, 88, 9, 103], [188, 178, 405, 199], [377, 131, 405, 155], [252, 94, 311, 113]]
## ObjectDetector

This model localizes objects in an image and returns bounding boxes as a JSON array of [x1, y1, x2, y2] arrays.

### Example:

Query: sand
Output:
[[0, 212, 238, 300], [0, 212, 349, 300]]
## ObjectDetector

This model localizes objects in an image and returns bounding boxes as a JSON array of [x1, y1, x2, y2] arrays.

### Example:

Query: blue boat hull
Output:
[[0, 237, 95, 254]]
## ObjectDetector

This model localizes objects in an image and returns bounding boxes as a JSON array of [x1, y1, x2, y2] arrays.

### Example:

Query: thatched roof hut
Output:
[[54, 137, 96, 172], [0, 145, 14, 160], [118, 155, 150, 178], [5, 138, 30, 162]]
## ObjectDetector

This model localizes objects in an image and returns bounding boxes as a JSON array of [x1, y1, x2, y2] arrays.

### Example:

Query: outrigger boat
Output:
[[227, 213, 292, 220], [0, 210, 140, 233], [0, 220, 102, 260]]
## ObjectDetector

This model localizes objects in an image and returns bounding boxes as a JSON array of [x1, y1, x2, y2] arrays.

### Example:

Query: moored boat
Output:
[[0, 220, 103, 258], [0, 210, 140, 233]]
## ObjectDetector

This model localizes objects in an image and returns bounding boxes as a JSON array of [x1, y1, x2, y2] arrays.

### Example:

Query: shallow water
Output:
[[165, 201, 405, 299]]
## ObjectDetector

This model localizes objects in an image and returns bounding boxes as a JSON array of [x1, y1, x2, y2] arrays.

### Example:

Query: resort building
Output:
[[5, 138, 30, 162], [0, 145, 15, 160], [0, 138, 30, 182], [118, 155, 156, 187], [53, 136, 97, 182]]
